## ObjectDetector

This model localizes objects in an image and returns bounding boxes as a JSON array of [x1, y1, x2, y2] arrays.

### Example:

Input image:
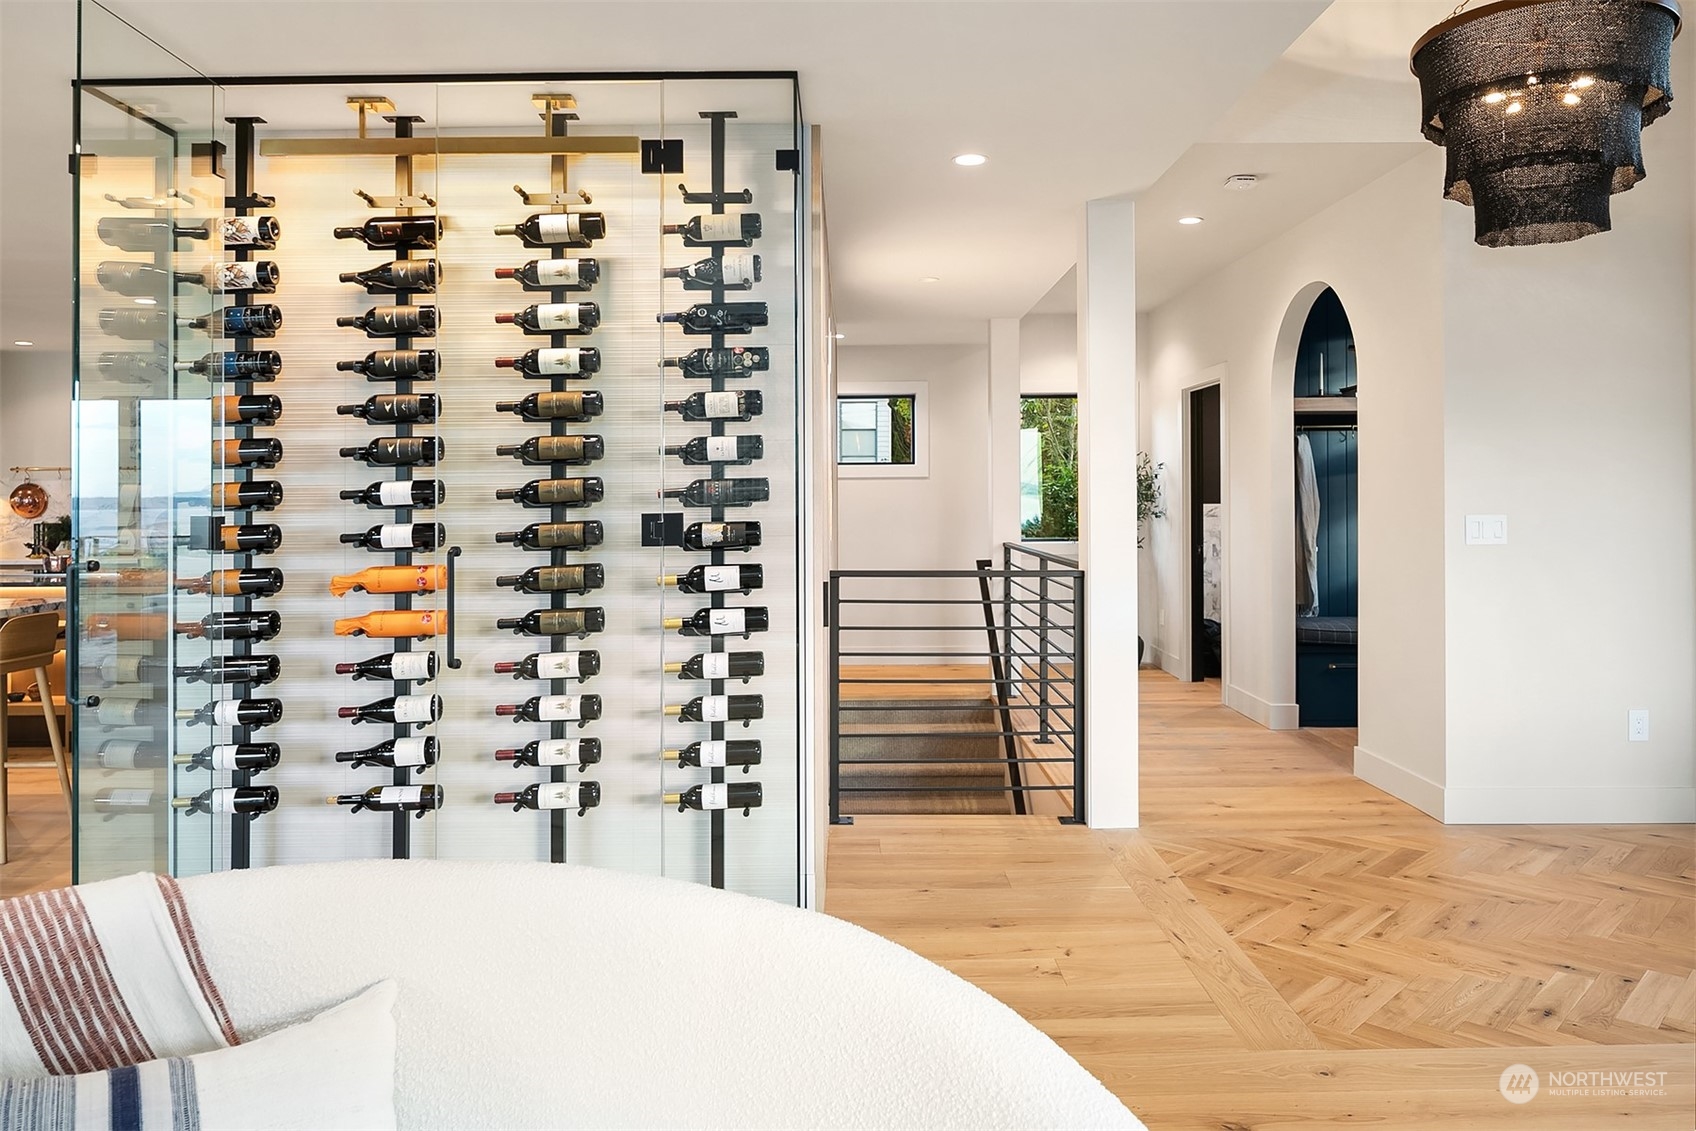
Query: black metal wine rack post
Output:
[[224, 115, 269, 870], [543, 102, 573, 865]]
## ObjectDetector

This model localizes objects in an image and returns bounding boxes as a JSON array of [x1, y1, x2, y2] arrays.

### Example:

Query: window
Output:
[[1020, 395, 1077, 539], [837, 394, 915, 465]]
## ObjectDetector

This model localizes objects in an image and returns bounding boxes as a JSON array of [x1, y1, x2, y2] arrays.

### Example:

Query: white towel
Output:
[[0, 873, 237, 1078], [1295, 434, 1320, 617]]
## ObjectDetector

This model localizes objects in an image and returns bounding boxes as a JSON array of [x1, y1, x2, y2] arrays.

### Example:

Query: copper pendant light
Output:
[[1412, 0, 1682, 247]]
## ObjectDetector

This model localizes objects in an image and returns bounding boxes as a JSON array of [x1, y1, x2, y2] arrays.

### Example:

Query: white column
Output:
[[987, 317, 1023, 555], [1077, 198, 1138, 828]]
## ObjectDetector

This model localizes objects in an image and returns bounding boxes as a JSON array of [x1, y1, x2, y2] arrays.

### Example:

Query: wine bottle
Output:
[[495, 564, 605, 594], [94, 699, 166, 728], [494, 694, 602, 724], [493, 650, 600, 681], [175, 655, 280, 686], [496, 257, 599, 290], [660, 346, 770, 379], [173, 786, 279, 817], [495, 477, 602, 508], [497, 608, 605, 637], [335, 735, 438, 774], [336, 393, 439, 424], [494, 521, 603, 551], [495, 782, 601, 815], [495, 212, 606, 248], [97, 740, 167, 770], [664, 390, 763, 422], [213, 394, 283, 425], [180, 698, 283, 728], [664, 651, 764, 683], [327, 784, 444, 816], [175, 611, 282, 642], [335, 651, 439, 682], [493, 302, 600, 335], [208, 261, 281, 294], [98, 308, 170, 340], [175, 743, 281, 773], [681, 521, 761, 551], [337, 305, 438, 338], [93, 788, 159, 815], [339, 693, 442, 728], [339, 436, 444, 466], [661, 565, 763, 595], [337, 349, 438, 381], [213, 480, 284, 511], [657, 302, 768, 335], [328, 564, 447, 597], [664, 253, 760, 290], [341, 480, 445, 509], [91, 655, 166, 684], [494, 347, 600, 378], [218, 215, 280, 248], [663, 213, 762, 247], [495, 435, 603, 465], [661, 478, 769, 509], [664, 607, 769, 639], [175, 351, 283, 380], [339, 259, 439, 293], [664, 739, 762, 770], [83, 611, 167, 637], [94, 350, 168, 384], [213, 438, 283, 468], [664, 694, 763, 725], [341, 522, 445, 552], [333, 610, 447, 639], [96, 261, 205, 298], [666, 782, 763, 814], [185, 304, 284, 338], [96, 216, 210, 251], [176, 568, 285, 597], [494, 391, 602, 422], [333, 216, 439, 249], [216, 524, 284, 553], [495, 737, 601, 770], [664, 435, 763, 466]]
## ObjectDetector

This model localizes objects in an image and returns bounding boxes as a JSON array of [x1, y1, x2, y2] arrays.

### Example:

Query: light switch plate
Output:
[[1465, 514, 1508, 545]]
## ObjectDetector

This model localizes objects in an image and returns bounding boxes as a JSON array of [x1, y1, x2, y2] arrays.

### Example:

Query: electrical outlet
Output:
[[1465, 514, 1508, 545], [1628, 709, 1650, 742], [1158, 608, 1166, 627]]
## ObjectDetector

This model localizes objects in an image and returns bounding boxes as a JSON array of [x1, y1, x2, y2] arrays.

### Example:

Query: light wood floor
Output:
[[827, 670, 1696, 1130], [0, 766, 70, 898]]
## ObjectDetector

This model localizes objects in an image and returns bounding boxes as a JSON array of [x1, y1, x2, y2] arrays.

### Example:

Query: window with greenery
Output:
[[1020, 395, 1077, 539], [837, 395, 915, 465]]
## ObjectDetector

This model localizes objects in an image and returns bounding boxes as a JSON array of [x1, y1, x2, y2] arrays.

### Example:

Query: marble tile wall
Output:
[[0, 468, 72, 562]]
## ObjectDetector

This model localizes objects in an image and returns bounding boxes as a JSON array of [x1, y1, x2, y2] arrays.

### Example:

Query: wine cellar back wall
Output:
[[75, 77, 804, 903]]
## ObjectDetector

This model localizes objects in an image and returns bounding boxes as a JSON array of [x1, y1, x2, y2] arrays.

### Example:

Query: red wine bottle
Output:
[[337, 349, 438, 381], [341, 480, 445, 509], [340, 522, 446, 552], [339, 259, 439, 293], [327, 784, 443, 816], [664, 607, 769, 639], [186, 304, 283, 338], [665, 390, 762, 422], [335, 651, 438, 682], [340, 437, 444, 466], [337, 305, 437, 337], [495, 212, 606, 248], [495, 347, 600, 377], [94, 350, 169, 384], [495, 477, 602, 508], [666, 782, 762, 814], [497, 608, 605, 637], [664, 693, 763, 726], [661, 564, 763, 594], [493, 650, 600, 681], [665, 435, 763, 466], [214, 394, 284, 425], [657, 302, 767, 335], [495, 564, 605, 594], [176, 568, 286, 597], [173, 786, 279, 817], [496, 258, 599, 290], [96, 261, 205, 297], [495, 435, 603, 465], [664, 651, 765, 683], [664, 253, 760, 290], [175, 743, 281, 773], [495, 737, 601, 769], [175, 611, 281, 642], [494, 302, 600, 335], [216, 523, 284, 553], [213, 438, 284, 468], [495, 521, 603, 551], [213, 480, 284, 511], [494, 694, 602, 724], [663, 213, 761, 247], [209, 261, 280, 294], [496, 782, 601, 814], [99, 308, 172, 340], [665, 739, 762, 770], [175, 655, 280, 686], [333, 216, 439, 249], [495, 391, 602, 422], [660, 347, 769, 379], [219, 215, 280, 248], [661, 478, 769, 508], [175, 351, 282, 380], [338, 693, 442, 728], [681, 521, 760, 551], [335, 735, 438, 774], [337, 393, 439, 423], [97, 741, 167, 770], [96, 216, 210, 251], [180, 698, 283, 728]]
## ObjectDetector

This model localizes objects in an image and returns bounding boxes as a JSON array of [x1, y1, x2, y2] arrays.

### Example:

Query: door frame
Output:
[[1176, 366, 1228, 692]]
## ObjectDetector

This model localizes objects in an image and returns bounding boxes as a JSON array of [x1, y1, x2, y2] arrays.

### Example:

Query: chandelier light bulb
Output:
[[1506, 101, 1524, 114], [1483, 91, 1508, 103], [1571, 75, 1596, 88], [1563, 92, 1583, 105]]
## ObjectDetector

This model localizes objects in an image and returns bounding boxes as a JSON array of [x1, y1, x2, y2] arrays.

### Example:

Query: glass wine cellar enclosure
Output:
[[71, 5, 816, 904]]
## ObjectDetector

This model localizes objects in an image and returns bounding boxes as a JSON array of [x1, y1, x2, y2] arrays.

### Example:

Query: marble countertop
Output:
[[0, 587, 66, 623]]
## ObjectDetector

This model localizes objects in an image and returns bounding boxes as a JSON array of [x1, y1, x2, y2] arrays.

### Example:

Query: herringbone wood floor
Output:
[[827, 670, 1696, 1130]]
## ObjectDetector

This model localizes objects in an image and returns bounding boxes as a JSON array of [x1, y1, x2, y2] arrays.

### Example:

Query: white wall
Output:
[[1019, 313, 1078, 395]]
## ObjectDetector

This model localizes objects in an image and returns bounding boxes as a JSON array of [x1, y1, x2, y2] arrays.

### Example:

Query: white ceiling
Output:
[[0, 0, 1330, 353]]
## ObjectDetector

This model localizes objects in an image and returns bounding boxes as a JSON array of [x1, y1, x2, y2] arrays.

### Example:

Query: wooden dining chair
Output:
[[0, 612, 71, 866]]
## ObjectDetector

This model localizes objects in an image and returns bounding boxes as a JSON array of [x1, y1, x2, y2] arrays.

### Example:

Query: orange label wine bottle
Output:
[[333, 609, 448, 639], [328, 564, 447, 597]]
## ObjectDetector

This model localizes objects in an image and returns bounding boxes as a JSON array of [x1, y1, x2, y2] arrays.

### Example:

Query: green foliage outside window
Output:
[[887, 396, 914, 465], [1020, 396, 1078, 539]]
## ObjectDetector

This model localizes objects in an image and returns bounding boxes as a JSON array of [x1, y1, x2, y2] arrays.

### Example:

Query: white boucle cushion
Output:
[[0, 981, 397, 1131]]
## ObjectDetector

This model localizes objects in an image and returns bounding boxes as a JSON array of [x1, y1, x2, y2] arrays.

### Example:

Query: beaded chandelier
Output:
[[1411, 0, 1682, 247]]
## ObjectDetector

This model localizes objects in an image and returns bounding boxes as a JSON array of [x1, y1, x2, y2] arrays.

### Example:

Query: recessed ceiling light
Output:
[[833, 333, 846, 340], [134, 297, 158, 305], [952, 153, 987, 167], [920, 276, 940, 283], [12, 340, 33, 347], [1177, 216, 1204, 225]]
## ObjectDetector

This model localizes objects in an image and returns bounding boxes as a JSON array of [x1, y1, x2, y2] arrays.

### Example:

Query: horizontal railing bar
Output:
[[838, 649, 1075, 659], [1007, 576, 1077, 595], [830, 729, 1076, 739], [838, 676, 1074, 685], [837, 595, 1075, 608], [1003, 542, 1079, 568], [837, 624, 1058, 633], [832, 568, 1081, 580], [837, 757, 1077, 765], [841, 784, 1074, 793], [838, 702, 1005, 711]]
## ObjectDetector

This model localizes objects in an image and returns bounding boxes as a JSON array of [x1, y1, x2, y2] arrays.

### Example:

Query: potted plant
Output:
[[1136, 454, 1165, 664]]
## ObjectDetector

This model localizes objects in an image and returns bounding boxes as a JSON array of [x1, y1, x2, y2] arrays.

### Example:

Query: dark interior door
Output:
[[1189, 385, 1221, 682]]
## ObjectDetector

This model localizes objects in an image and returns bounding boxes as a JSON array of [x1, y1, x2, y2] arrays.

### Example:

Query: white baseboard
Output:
[[1223, 684, 1300, 730], [1443, 786, 1696, 825], [1354, 746, 1445, 820]]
